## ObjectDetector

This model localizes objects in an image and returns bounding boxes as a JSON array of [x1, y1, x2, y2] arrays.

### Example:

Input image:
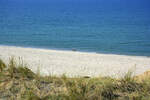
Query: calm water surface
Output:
[[0, 0, 150, 56]]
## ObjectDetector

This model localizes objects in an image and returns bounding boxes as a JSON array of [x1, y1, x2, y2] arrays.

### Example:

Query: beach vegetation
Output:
[[0, 58, 150, 100]]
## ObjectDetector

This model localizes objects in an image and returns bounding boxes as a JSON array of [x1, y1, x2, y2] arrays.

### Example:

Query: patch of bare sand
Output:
[[0, 45, 150, 78]]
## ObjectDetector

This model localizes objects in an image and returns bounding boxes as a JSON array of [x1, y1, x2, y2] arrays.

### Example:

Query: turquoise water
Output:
[[0, 0, 150, 56]]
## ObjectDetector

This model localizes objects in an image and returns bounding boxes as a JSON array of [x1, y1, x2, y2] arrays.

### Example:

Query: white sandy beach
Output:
[[0, 45, 150, 78]]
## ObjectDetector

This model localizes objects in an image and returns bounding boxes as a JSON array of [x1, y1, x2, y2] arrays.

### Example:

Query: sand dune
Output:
[[0, 45, 150, 78]]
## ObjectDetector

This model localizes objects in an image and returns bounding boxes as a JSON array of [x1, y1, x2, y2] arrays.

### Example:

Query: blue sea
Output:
[[0, 0, 150, 56]]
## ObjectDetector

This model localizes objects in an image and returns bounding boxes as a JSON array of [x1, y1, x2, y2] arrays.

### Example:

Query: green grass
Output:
[[0, 58, 150, 100]]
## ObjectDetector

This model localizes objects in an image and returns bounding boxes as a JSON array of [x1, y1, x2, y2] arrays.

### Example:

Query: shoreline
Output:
[[0, 44, 149, 58], [0, 45, 150, 78]]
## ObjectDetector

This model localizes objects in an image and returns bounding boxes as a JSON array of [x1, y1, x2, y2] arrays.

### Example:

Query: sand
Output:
[[0, 45, 150, 78]]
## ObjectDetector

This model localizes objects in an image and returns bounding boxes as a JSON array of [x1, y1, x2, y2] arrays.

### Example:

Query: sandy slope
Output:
[[0, 45, 150, 78]]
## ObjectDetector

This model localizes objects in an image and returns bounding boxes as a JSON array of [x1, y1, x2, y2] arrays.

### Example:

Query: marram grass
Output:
[[0, 58, 150, 100]]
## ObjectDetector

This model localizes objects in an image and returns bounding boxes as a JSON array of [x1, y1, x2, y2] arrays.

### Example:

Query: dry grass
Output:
[[0, 58, 150, 100]]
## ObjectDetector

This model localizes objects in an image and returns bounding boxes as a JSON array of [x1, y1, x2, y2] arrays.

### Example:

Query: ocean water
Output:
[[0, 0, 150, 56]]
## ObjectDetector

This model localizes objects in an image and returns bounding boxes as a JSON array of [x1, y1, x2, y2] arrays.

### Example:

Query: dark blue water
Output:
[[0, 0, 150, 56]]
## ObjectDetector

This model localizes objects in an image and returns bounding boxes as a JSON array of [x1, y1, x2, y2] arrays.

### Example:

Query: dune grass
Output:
[[0, 58, 150, 100]]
